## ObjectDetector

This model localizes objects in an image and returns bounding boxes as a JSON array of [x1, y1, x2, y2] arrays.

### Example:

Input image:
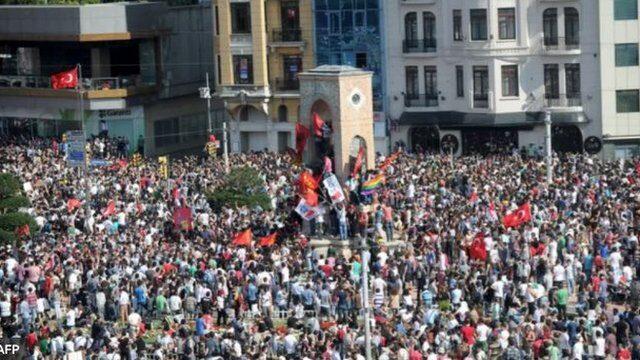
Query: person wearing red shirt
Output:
[[618, 345, 631, 360], [461, 321, 476, 345]]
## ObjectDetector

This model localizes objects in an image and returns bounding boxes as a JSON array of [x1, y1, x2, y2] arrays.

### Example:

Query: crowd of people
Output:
[[1, 135, 640, 360]]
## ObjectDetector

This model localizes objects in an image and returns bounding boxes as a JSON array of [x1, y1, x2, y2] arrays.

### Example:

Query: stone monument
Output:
[[298, 65, 375, 181]]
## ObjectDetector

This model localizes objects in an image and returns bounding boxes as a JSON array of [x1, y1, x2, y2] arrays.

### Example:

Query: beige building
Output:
[[599, 0, 640, 158], [213, 0, 314, 152]]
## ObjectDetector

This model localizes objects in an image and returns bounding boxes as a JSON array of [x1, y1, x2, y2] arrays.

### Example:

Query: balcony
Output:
[[403, 39, 437, 53], [0, 74, 155, 99], [542, 37, 580, 52], [405, 94, 438, 107], [271, 28, 302, 42], [544, 93, 582, 108], [218, 84, 271, 99], [473, 95, 489, 109], [400, 0, 436, 4], [274, 77, 299, 92]]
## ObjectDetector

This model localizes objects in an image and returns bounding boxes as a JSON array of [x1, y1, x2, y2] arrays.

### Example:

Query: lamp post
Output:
[[201, 73, 229, 173], [544, 110, 553, 184]]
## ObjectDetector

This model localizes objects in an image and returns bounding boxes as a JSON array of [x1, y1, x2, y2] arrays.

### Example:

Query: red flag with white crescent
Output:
[[51, 67, 78, 90]]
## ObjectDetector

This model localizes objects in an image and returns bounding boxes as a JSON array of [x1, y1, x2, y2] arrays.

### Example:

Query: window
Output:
[[423, 12, 436, 50], [424, 66, 437, 105], [231, 3, 251, 34], [615, 0, 638, 20], [544, 64, 559, 99], [470, 9, 488, 41], [543, 8, 558, 46], [564, 8, 579, 47], [565, 64, 580, 98], [214, 6, 219, 35], [154, 118, 179, 147], [281, 1, 300, 30], [405, 12, 418, 43], [615, 43, 639, 66], [453, 10, 462, 41], [616, 90, 640, 112], [498, 8, 516, 40], [501, 65, 519, 97], [233, 55, 253, 84], [216, 55, 221, 86], [239, 106, 250, 122], [473, 66, 489, 108], [356, 53, 367, 68], [405, 66, 419, 98], [329, 12, 340, 34], [278, 105, 288, 123], [282, 56, 301, 90], [456, 66, 464, 97]]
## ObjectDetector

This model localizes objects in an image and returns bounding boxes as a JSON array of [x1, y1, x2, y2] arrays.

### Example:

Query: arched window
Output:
[[543, 8, 558, 46], [239, 106, 249, 122], [423, 12, 436, 51], [405, 12, 418, 46], [564, 7, 579, 48], [278, 105, 288, 122]]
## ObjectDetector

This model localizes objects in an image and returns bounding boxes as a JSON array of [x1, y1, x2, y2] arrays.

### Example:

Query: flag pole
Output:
[[77, 63, 91, 224]]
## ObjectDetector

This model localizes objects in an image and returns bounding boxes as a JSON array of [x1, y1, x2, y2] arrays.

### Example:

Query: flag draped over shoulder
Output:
[[102, 200, 116, 217], [379, 152, 400, 171], [469, 233, 487, 261], [232, 229, 253, 247], [502, 203, 532, 228], [172, 206, 193, 230], [15, 224, 30, 238]]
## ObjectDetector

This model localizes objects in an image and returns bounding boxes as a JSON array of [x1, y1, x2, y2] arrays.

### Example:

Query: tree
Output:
[[206, 167, 272, 211], [0, 173, 36, 244]]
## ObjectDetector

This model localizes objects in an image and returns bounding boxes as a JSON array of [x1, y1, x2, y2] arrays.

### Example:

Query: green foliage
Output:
[[0, 196, 30, 212], [206, 167, 271, 211], [0, 173, 20, 200], [0, 173, 36, 244], [0, 212, 37, 233]]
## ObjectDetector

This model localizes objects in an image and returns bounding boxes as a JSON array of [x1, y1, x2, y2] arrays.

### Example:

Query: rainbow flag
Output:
[[361, 173, 385, 195]]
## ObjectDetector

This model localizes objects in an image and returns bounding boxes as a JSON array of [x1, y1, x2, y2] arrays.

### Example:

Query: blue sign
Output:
[[65, 131, 86, 167]]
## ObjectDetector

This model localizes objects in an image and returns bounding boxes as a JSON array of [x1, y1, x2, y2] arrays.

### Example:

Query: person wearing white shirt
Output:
[[572, 335, 584, 359], [119, 290, 130, 323]]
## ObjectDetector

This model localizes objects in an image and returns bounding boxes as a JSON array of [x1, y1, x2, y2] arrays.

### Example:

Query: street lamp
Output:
[[200, 73, 229, 173], [544, 110, 552, 184]]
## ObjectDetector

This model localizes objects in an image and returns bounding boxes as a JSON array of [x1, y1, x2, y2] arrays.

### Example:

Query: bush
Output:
[[0, 229, 15, 244], [0, 173, 20, 200], [206, 167, 272, 211], [0, 195, 30, 211], [0, 212, 38, 233]]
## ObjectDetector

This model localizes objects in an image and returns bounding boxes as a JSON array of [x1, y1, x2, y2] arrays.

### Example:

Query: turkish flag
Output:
[[312, 112, 325, 137], [51, 67, 78, 90], [15, 224, 30, 238], [351, 146, 365, 178], [502, 203, 532, 228], [295, 123, 310, 157], [67, 198, 81, 213], [232, 229, 253, 247], [379, 152, 399, 171], [259, 232, 277, 247], [102, 200, 116, 217], [469, 233, 487, 261]]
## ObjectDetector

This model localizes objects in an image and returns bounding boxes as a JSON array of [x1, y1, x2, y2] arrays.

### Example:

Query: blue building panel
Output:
[[314, 0, 384, 111]]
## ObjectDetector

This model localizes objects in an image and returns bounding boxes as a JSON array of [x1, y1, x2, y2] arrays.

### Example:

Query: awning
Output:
[[398, 111, 588, 129]]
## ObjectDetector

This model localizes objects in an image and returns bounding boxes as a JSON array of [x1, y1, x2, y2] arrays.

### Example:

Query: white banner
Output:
[[295, 199, 324, 221], [322, 174, 345, 204]]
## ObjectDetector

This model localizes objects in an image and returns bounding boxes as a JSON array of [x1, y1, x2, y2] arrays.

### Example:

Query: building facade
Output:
[[384, 0, 599, 156], [0, 2, 222, 156], [313, 0, 386, 152], [213, 0, 314, 153], [599, 0, 640, 159]]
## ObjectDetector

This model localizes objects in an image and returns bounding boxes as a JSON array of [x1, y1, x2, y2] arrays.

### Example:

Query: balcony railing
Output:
[[405, 93, 438, 107], [545, 93, 582, 107], [473, 95, 489, 109], [403, 38, 437, 53], [271, 28, 302, 42], [542, 36, 580, 51], [274, 77, 299, 91], [0, 74, 148, 90]]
